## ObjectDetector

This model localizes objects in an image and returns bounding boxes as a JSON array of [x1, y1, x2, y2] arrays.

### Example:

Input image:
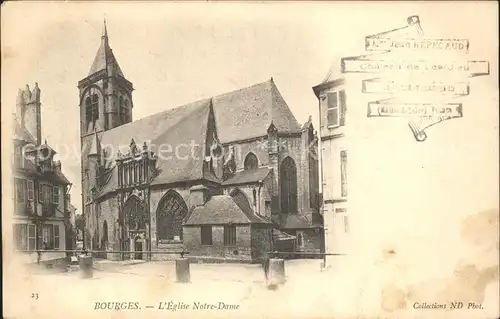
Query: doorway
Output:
[[134, 237, 143, 260]]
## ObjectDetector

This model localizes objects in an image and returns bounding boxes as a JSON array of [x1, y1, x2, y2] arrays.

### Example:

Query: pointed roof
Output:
[[222, 167, 272, 186], [88, 20, 124, 77], [38, 139, 57, 155], [13, 115, 36, 143]]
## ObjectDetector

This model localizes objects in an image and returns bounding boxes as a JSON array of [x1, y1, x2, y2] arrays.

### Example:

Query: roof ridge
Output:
[[103, 97, 211, 135], [211, 78, 273, 100], [100, 79, 275, 137]]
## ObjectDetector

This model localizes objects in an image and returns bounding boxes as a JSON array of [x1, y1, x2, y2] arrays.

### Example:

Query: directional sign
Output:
[[365, 38, 469, 53], [341, 58, 490, 77], [339, 15, 490, 141], [362, 79, 469, 95], [367, 102, 463, 119]]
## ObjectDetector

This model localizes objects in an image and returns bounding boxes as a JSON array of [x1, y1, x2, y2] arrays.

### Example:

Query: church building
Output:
[[80, 22, 323, 262]]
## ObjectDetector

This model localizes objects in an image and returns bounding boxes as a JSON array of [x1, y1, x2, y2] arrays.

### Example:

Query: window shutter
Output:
[[344, 216, 349, 233], [17, 179, 26, 203], [326, 92, 339, 127], [27, 180, 34, 201], [54, 225, 60, 249], [340, 150, 348, 197], [339, 90, 347, 126], [38, 184, 43, 203], [47, 186, 53, 204], [28, 224, 36, 251], [53, 186, 59, 204]]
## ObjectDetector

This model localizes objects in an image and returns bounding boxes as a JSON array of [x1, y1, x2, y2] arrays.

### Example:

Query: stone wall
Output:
[[183, 225, 253, 262], [98, 196, 120, 260], [250, 225, 272, 261], [224, 139, 270, 171]]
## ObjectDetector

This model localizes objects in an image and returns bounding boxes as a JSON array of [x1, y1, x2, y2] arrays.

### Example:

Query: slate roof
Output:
[[93, 79, 302, 199], [222, 167, 272, 186], [185, 195, 272, 225], [51, 169, 72, 185], [13, 117, 36, 144], [212, 79, 301, 144], [88, 25, 124, 77]]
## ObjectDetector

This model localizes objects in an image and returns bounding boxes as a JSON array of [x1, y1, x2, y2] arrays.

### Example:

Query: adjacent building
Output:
[[312, 71, 349, 261], [12, 82, 73, 264], [80, 23, 322, 263]]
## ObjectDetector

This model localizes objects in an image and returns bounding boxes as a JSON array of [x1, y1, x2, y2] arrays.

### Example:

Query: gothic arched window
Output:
[[124, 100, 130, 122], [119, 97, 130, 124], [119, 96, 124, 122], [122, 196, 147, 231], [244, 153, 258, 171], [157, 191, 188, 241], [280, 157, 297, 214], [85, 94, 99, 124], [85, 97, 92, 123], [91, 94, 99, 119]]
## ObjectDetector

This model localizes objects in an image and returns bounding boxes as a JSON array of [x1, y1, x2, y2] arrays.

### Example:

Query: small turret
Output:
[[20, 82, 42, 145], [31, 82, 41, 102]]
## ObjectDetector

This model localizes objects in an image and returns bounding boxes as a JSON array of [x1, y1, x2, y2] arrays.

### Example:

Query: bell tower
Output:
[[78, 21, 135, 238], [78, 20, 134, 137]]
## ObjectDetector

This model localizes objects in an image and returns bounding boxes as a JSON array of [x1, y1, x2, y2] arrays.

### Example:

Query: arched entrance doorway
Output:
[[134, 235, 143, 260], [121, 196, 148, 260]]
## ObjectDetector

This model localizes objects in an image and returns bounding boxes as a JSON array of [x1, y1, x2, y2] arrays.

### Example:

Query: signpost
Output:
[[341, 15, 490, 141]]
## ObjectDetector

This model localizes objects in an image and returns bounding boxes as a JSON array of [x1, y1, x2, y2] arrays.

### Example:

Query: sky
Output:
[[2, 1, 498, 216]]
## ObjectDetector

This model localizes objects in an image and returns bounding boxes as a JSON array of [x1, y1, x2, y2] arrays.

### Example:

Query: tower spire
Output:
[[102, 18, 108, 39]]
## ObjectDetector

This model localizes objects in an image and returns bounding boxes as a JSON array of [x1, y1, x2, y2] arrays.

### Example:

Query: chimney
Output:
[[54, 160, 62, 172], [23, 82, 42, 145], [189, 185, 210, 207], [16, 89, 25, 126]]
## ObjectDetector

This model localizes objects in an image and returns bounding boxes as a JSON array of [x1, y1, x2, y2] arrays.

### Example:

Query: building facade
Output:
[[12, 83, 73, 264], [313, 74, 349, 261], [80, 23, 322, 263]]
